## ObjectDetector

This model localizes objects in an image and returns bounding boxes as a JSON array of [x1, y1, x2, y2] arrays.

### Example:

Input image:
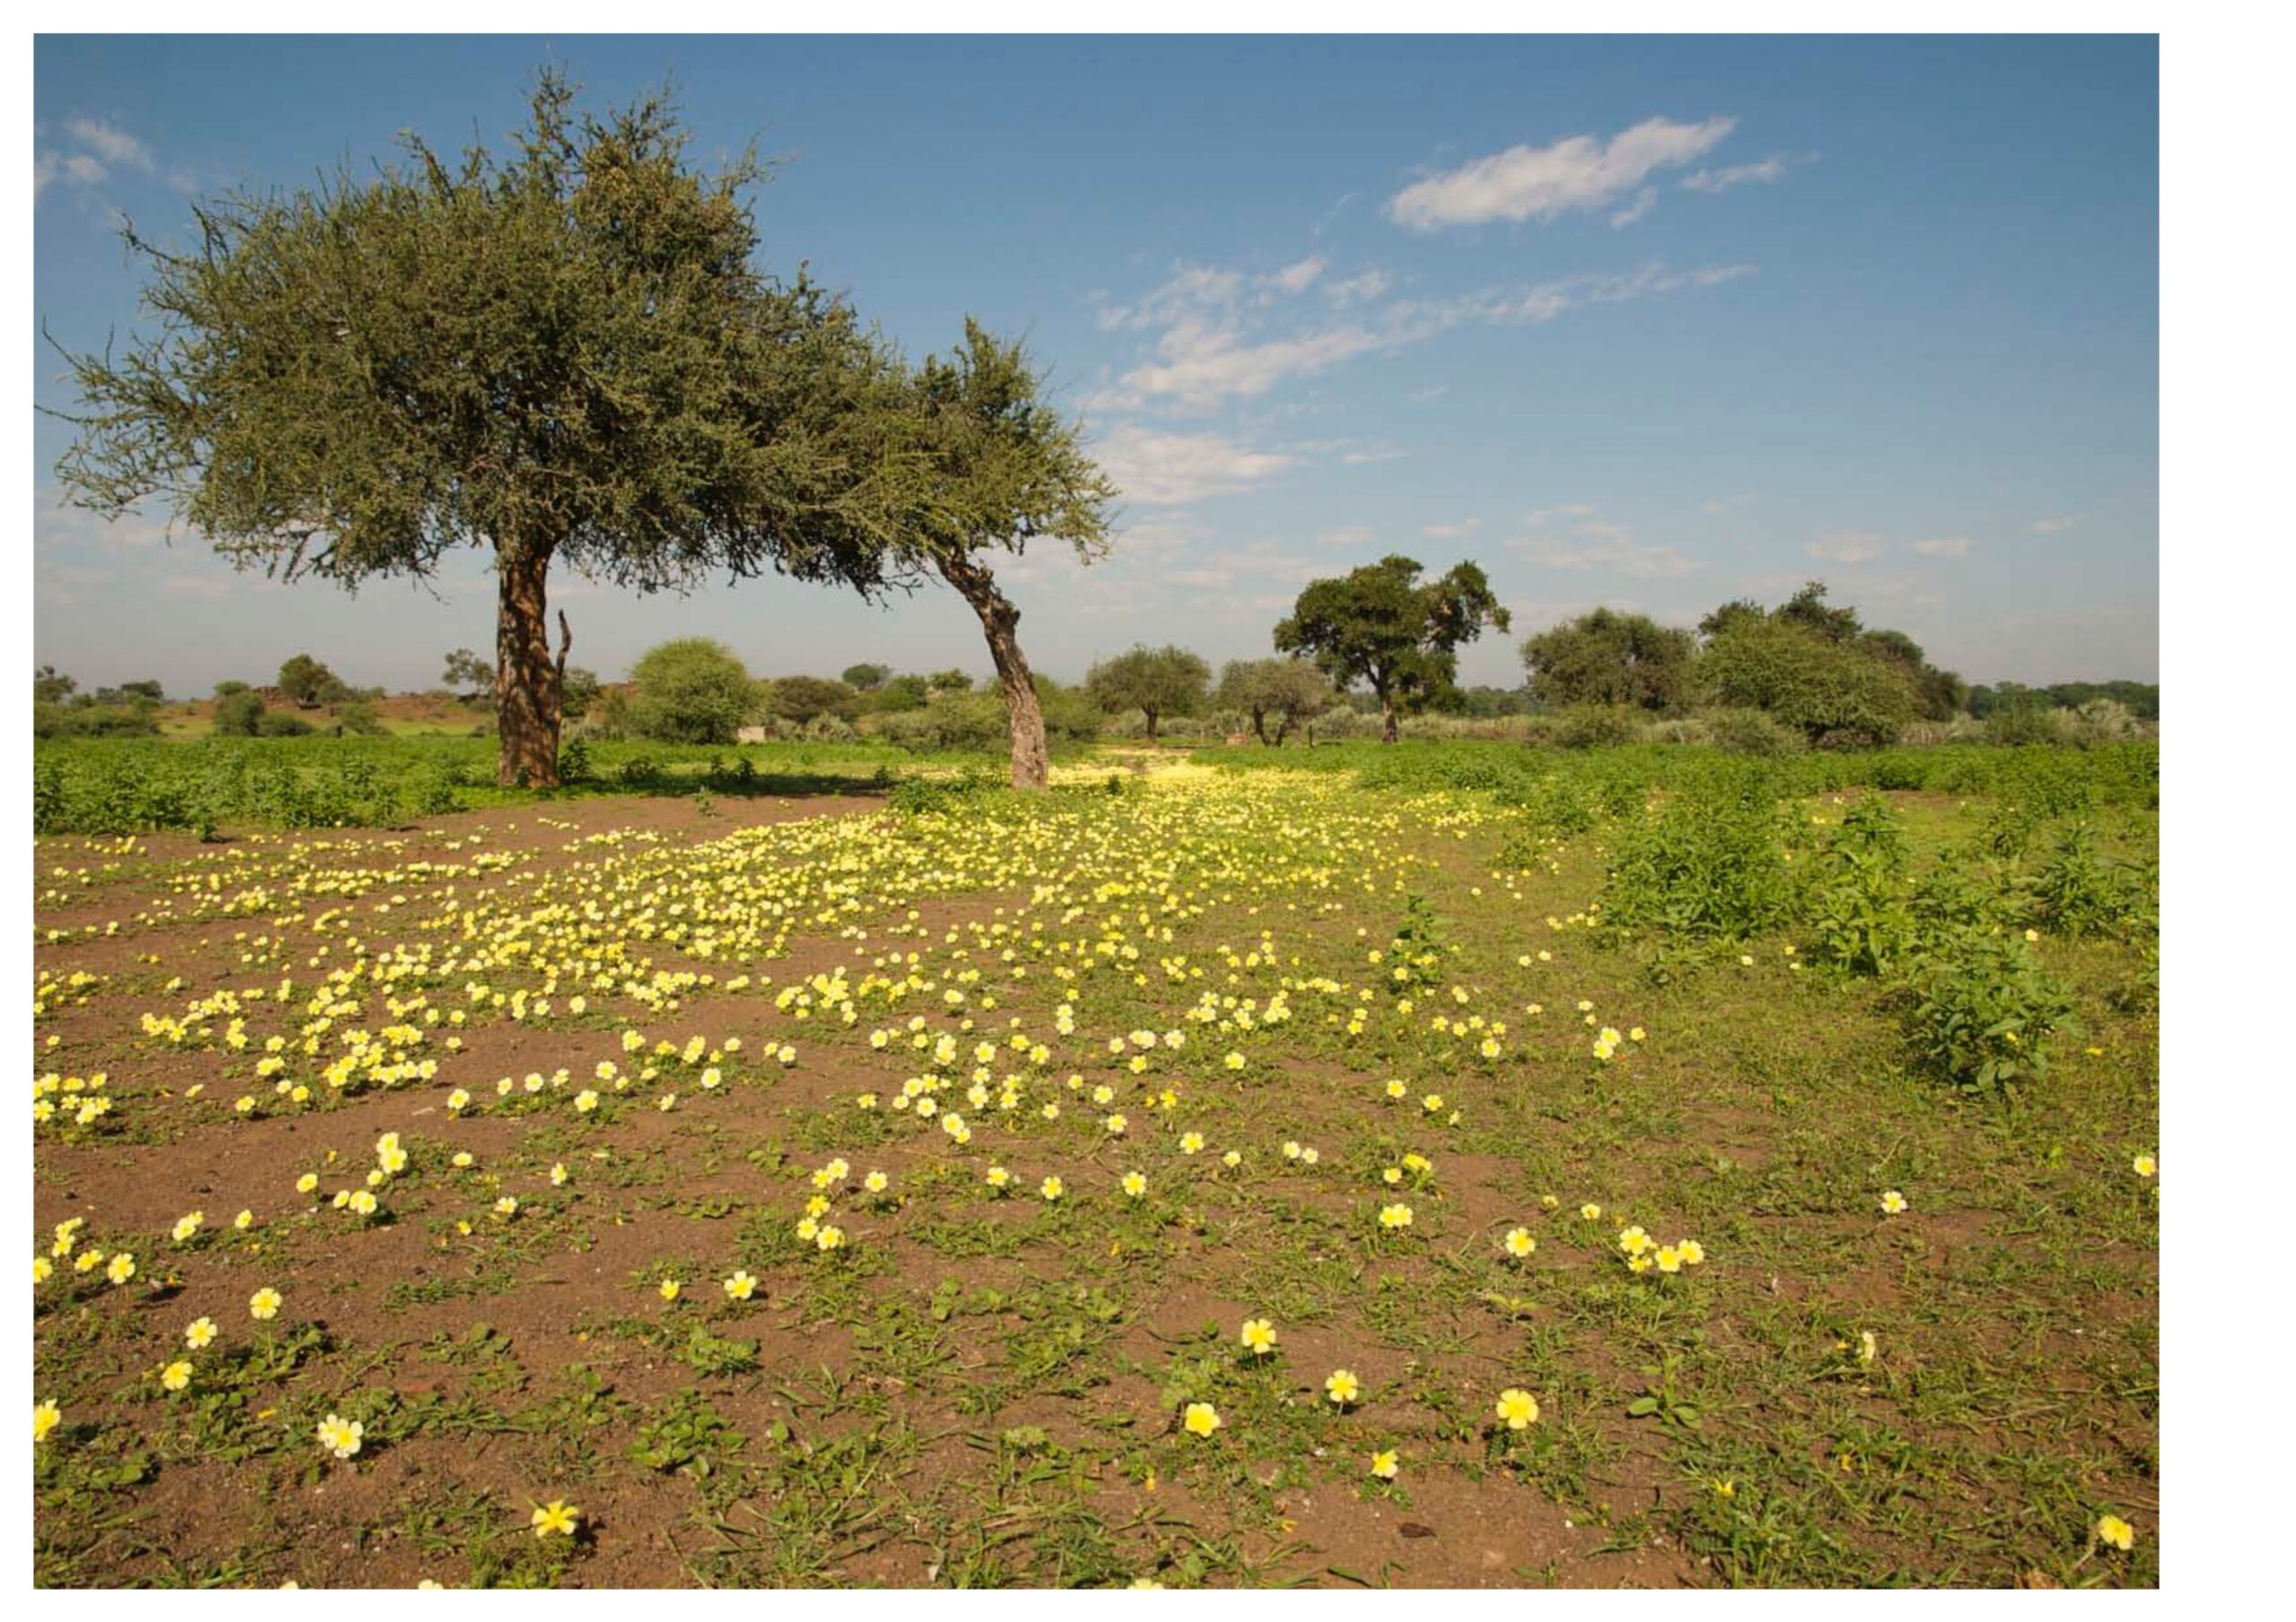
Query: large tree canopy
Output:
[[891, 321, 1115, 786], [1085, 646, 1212, 742], [1274, 555, 1510, 742], [50, 71, 921, 786], [1519, 608, 1694, 713], [1215, 657, 1335, 745]]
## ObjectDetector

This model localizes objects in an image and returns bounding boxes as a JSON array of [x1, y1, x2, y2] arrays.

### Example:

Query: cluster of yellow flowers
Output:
[[1616, 1225, 1708, 1275]]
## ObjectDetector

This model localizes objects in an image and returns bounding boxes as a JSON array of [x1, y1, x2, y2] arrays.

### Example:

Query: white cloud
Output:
[[1091, 425, 1294, 505], [2031, 516, 2079, 534], [1422, 517, 1481, 539], [64, 117, 155, 172], [1509, 510, 1700, 579], [1264, 256, 1327, 295], [1090, 258, 1752, 415], [1407, 385, 1448, 403], [1681, 152, 1806, 193], [1911, 535, 1973, 558], [1317, 525, 1375, 547], [1324, 267, 1394, 308], [1805, 532, 1886, 564], [1610, 186, 1657, 229], [1387, 115, 1736, 230], [1700, 491, 1756, 516]]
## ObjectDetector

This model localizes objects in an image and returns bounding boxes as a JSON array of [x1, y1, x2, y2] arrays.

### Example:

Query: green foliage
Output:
[[1805, 796, 1918, 976], [334, 700, 388, 735], [1900, 927, 2077, 1090], [766, 675, 859, 726], [1520, 608, 1694, 712], [2030, 822, 2135, 939], [840, 663, 890, 690], [1274, 554, 1511, 739], [1215, 657, 1335, 744], [276, 654, 345, 708], [1695, 619, 1918, 746], [1379, 893, 1452, 994], [212, 690, 265, 736], [887, 768, 1006, 816], [1702, 707, 1806, 757], [1604, 771, 1798, 939], [625, 638, 757, 745], [255, 710, 316, 737], [1553, 705, 1639, 750], [1084, 645, 1212, 738]]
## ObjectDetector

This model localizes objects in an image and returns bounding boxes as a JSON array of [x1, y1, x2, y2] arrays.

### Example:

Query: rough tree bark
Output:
[[936, 552, 1049, 790], [1378, 681, 1400, 744], [495, 542, 564, 788]]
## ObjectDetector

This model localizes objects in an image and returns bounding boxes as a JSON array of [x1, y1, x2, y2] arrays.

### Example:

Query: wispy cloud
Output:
[[36, 117, 159, 200], [1610, 186, 1658, 229], [1317, 525, 1375, 547], [1805, 532, 1886, 564], [2031, 516, 2079, 534], [1681, 152, 1812, 193], [1324, 267, 1394, 308], [1091, 424, 1294, 506], [64, 117, 155, 172], [1421, 516, 1482, 539], [1911, 535, 1973, 558], [1264, 256, 1327, 296], [1089, 259, 1753, 414], [1700, 491, 1756, 516], [1509, 508, 1700, 578], [1387, 115, 1736, 230]]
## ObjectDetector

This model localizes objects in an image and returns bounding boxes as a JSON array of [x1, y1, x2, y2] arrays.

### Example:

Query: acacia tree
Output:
[[50, 72, 918, 787], [1274, 555, 1511, 742], [1519, 608, 1694, 713], [1086, 645, 1211, 742], [895, 322, 1115, 788], [1216, 657, 1335, 745]]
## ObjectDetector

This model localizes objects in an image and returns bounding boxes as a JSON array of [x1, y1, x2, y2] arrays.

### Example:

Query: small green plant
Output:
[[1806, 794, 1916, 976], [2030, 821, 2131, 938], [1381, 893, 1451, 993], [1900, 926, 2077, 1090], [1605, 771, 1796, 939]]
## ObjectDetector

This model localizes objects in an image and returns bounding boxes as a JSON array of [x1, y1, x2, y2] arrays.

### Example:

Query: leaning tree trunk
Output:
[[936, 552, 1048, 791], [1379, 691, 1400, 744], [494, 541, 564, 789]]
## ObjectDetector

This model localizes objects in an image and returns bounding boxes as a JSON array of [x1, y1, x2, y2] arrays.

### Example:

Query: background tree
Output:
[[1519, 608, 1694, 713], [1216, 657, 1335, 745], [212, 689, 265, 736], [1274, 555, 1511, 742], [624, 638, 758, 745], [766, 675, 859, 726], [891, 321, 1117, 788], [442, 648, 495, 705], [1695, 617, 1918, 745], [559, 666, 601, 723], [839, 662, 890, 691], [868, 672, 931, 712], [51, 71, 919, 789], [926, 669, 975, 697], [276, 654, 345, 709], [33, 667, 77, 705], [1086, 645, 1211, 742]]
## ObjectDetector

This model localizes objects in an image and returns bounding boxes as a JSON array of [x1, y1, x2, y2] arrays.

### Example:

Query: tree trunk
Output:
[[1252, 708, 1271, 746], [494, 542, 562, 789], [935, 552, 1048, 790], [1379, 690, 1399, 744], [1144, 708, 1161, 743]]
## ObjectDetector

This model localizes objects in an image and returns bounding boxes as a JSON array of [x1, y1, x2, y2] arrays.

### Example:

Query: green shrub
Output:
[[2030, 822, 2134, 939], [1695, 620, 1917, 746], [335, 700, 388, 736], [212, 690, 265, 736], [256, 711, 316, 737], [1900, 927, 2076, 1090], [1805, 795, 1916, 976], [1554, 705, 1639, 750], [1702, 707, 1805, 757], [625, 638, 757, 745], [1604, 770, 1797, 939]]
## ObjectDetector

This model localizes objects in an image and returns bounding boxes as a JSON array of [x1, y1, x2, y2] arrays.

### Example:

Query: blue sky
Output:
[[32, 33, 2158, 697]]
